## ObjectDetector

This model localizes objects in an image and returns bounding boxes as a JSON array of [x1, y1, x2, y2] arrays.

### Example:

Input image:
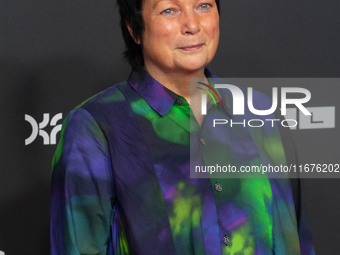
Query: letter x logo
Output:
[[25, 113, 63, 145]]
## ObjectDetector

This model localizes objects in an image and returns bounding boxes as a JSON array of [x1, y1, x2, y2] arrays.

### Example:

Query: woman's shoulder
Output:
[[64, 80, 136, 127], [75, 81, 129, 111]]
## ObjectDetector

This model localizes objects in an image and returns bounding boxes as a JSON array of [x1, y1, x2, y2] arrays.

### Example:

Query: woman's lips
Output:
[[178, 43, 204, 52]]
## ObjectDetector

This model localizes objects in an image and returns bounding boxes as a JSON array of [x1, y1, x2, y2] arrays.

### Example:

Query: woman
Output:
[[50, 0, 314, 254]]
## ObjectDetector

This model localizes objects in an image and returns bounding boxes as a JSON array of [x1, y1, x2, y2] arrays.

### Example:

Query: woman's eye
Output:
[[200, 3, 212, 9], [162, 9, 174, 15]]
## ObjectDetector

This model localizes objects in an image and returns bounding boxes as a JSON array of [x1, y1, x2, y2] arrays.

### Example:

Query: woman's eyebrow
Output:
[[153, 0, 179, 9]]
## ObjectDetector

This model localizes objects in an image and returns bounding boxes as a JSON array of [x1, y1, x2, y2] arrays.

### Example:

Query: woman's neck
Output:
[[143, 65, 208, 126], [143, 66, 207, 105]]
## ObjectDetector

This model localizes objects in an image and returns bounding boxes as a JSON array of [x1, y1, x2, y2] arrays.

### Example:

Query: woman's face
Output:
[[140, 0, 220, 75]]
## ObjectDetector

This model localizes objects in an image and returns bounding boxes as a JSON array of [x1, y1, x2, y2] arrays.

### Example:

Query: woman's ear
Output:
[[125, 20, 141, 45]]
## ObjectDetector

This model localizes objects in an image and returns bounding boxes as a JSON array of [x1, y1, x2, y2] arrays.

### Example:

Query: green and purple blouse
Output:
[[50, 67, 315, 255]]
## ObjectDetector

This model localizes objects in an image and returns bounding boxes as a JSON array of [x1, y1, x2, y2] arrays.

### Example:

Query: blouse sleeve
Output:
[[50, 108, 115, 255]]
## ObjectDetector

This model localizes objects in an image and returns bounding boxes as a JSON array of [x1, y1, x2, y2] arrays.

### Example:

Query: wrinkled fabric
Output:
[[50, 67, 314, 255]]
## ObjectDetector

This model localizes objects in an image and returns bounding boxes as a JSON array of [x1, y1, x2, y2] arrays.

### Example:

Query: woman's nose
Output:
[[181, 10, 201, 35]]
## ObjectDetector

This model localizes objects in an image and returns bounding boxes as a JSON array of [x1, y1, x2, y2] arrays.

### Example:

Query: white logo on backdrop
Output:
[[286, 106, 335, 130], [25, 113, 63, 145]]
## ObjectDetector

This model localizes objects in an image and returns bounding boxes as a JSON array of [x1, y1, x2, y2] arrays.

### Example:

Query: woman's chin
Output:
[[175, 58, 209, 74]]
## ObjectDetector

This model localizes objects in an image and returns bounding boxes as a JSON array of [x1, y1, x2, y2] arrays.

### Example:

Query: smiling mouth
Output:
[[178, 43, 204, 52]]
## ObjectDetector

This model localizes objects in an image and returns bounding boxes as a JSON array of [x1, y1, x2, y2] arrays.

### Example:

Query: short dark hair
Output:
[[116, 0, 220, 67]]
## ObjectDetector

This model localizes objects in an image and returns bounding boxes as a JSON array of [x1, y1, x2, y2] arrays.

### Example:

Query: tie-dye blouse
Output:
[[50, 67, 315, 255]]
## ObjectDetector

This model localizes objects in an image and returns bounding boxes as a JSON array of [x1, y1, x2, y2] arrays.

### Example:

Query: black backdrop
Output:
[[1, 0, 339, 254]]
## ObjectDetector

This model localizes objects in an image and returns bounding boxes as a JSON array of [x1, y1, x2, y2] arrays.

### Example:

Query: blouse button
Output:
[[223, 235, 231, 246], [214, 182, 222, 192], [200, 138, 206, 146], [176, 98, 184, 105]]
